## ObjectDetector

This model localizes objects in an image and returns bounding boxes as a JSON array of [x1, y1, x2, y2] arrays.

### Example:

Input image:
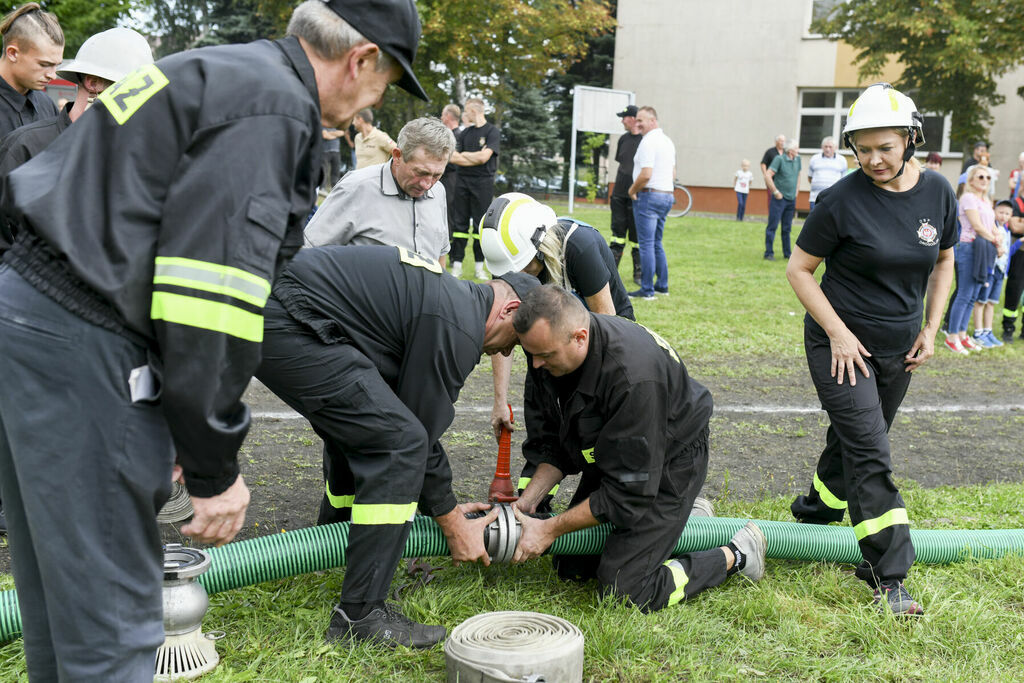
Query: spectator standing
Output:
[[807, 136, 847, 211], [1007, 152, 1024, 200], [0, 28, 153, 178], [610, 104, 643, 282], [0, 3, 62, 139], [999, 192, 1024, 341], [0, 0, 428, 677], [305, 116, 454, 272], [943, 165, 1004, 354], [439, 102, 462, 241], [733, 158, 752, 221], [961, 141, 987, 173], [760, 133, 785, 210], [763, 138, 801, 261], [971, 200, 1014, 348], [353, 107, 397, 169], [627, 105, 675, 300], [449, 97, 500, 280], [321, 126, 344, 193]]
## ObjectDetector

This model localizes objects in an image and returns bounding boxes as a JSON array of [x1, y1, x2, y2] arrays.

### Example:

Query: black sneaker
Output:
[[1002, 330, 1015, 343], [873, 581, 924, 617], [325, 604, 445, 648]]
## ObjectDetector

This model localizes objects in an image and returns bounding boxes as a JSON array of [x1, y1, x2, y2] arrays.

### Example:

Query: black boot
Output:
[[326, 604, 446, 648], [631, 248, 642, 286], [610, 244, 623, 267]]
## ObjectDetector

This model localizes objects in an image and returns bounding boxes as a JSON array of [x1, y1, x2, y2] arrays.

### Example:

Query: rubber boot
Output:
[[631, 248, 642, 287]]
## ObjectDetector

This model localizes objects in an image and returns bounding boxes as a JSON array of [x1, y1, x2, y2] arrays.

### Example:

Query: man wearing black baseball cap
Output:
[[255, 245, 539, 648], [611, 104, 643, 283], [0, 0, 430, 678]]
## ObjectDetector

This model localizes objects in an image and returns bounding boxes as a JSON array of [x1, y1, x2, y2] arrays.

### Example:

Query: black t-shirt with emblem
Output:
[[797, 168, 958, 355], [456, 122, 500, 179]]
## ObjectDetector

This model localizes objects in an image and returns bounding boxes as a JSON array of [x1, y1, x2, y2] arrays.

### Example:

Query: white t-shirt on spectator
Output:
[[808, 153, 848, 202], [734, 169, 753, 193], [633, 128, 676, 192]]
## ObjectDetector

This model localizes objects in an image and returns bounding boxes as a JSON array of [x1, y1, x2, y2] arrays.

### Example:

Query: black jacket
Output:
[[0, 102, 71, 181], [272, 245, 496, 517], [522, 314, 713, 529], [1, 37, 322, 496]]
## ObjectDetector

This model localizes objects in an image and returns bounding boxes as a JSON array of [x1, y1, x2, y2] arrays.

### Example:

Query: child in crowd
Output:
[[972, 200, 1014, 347], [733, 159, 752, 221]]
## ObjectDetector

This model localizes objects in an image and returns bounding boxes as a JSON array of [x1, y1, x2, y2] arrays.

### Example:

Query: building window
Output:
[[806, 0, 845, 37], [797, 89, 954, 155]]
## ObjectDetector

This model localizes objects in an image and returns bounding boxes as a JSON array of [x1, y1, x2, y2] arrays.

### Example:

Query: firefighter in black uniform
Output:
[[0, 1, 428, 678], [448, 97, 500, 279], [509, 286, 766, 612], [611, 104, 643, 284], [255, 245, 540, 648], [1000, 194, 1024, 341]]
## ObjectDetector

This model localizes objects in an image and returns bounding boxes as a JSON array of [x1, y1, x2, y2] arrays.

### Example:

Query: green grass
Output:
[[4, 485, 1021, 681], [3, 207, 1022, 680]]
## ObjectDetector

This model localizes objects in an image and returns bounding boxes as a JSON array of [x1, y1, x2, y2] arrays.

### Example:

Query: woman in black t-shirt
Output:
[[785, 84, 956, 618]]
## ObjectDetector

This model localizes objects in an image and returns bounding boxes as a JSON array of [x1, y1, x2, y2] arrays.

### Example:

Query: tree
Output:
[[144, 0, 281, 56], [1, 1, 134, 55], [812, 0, 1024, 151], [498, 81, 560, 192]]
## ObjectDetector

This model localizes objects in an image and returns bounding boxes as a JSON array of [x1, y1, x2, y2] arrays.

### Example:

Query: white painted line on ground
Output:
[[253, 403, 1024, 420]]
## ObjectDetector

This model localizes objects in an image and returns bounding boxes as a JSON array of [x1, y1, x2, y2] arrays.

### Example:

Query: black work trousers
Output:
[[1001, 249, 1024, 336], [449, 176, 493, 264], [791, 327, 915, 587], [256, 297, 427, 606], [0, 265, 173, 681], [609, 192, 639, 267], [552, 428, 728, 612]]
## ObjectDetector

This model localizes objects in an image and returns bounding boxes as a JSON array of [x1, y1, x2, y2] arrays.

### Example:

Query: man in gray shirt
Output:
[[305, 116, 455, 266]]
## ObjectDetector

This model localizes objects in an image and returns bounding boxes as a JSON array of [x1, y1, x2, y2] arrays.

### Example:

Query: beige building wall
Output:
[[612, 0, 1022, 205]]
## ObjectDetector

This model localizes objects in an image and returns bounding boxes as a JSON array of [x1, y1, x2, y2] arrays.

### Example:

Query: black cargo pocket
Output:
[[235, 195, 290, 281]]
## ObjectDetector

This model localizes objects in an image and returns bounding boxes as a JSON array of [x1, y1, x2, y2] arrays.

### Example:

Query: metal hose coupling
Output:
[[444, 611, 584, 682], [466, 503, 545, 564]]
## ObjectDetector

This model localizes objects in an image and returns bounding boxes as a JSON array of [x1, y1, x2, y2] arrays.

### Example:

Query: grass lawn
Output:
[[2, 208, 1022, 681]]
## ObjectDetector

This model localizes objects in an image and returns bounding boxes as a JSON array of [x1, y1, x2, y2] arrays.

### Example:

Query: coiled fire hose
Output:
[[3, 515, 1024, 642]]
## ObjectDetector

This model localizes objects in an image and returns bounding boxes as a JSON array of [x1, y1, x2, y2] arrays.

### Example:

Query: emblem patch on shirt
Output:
[[98, 64, 169, 125], [916, 219, 939, 246]]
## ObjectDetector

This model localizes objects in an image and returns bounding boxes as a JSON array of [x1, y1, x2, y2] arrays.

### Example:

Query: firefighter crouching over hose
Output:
[[255, 245, 541, 648], [0, 0, 428, 678], [510, 285, 767, 611]]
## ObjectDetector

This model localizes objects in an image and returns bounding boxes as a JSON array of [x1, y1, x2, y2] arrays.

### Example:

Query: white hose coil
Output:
[[444, 611, 583, 682]]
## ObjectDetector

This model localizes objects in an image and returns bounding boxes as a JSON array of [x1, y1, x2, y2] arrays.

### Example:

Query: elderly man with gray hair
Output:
[[763, 137, 802, 261], [305, 116, 456, 266], [807, 135, 847, 211]]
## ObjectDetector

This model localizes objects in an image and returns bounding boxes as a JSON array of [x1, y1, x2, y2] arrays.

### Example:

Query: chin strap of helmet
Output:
[[877, 115, 923, 185]]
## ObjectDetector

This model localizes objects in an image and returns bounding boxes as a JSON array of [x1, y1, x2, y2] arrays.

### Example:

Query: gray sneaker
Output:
[[730, 522, 766, 581], [326, 604, 446, 649], [873, 581, 924, 617], [690, 497, 714, 517]]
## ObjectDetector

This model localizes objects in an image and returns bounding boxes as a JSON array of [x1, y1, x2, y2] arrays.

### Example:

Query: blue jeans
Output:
[[947, 240, 984, 333], [764, 195, 795, 258], [632, 191, 672, 295], [736, 192, 748, 220]]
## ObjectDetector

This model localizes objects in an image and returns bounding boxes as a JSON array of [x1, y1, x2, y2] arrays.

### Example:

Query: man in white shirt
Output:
[[627, 106, 676, 300], [305, 116, 454, 266], [807, 136, 847, 210]]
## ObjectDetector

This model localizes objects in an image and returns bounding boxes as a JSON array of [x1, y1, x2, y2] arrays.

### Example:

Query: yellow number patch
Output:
[[98, 64, 169, 125], [396, 247, 442, 274]]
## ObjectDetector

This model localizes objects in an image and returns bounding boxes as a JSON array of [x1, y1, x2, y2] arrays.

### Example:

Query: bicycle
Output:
[[666, 181, 693, 218]]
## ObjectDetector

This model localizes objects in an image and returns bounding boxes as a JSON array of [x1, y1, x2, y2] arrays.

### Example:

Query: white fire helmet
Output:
[[480, 193, 557, 276], [842, 82, 924, 151], [58, 27, 154, 86]]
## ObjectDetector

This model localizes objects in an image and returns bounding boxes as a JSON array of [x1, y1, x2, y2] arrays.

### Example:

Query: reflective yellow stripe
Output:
[[154, 257, 270, 308], [151, 291, 263, 342], [813, 473, 848, 510], [351, 502, 417, 525], [1003, 308, 1019, 318], [452, 231, 475, 240], [582, 447, 595, 464], [517, 477, 558, 496], [499, 197, 533, 255], [325, 481, 354, 509], [664, 560, 689, 607], [609, 236, 626, 245], [853, 508, 909, 540]]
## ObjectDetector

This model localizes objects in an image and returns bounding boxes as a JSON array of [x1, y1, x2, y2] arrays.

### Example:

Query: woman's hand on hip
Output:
[[904, 329, 935, 372], [828, 328, 871, 386]]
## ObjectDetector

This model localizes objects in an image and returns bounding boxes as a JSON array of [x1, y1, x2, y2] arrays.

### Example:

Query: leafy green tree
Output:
[[498, 81, 560, 192], [812, 0, 1024, 151], [0, 1, 134, 55]]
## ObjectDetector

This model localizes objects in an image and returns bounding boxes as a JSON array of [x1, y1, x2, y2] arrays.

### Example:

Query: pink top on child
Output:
[[956, 192, 993, 242]]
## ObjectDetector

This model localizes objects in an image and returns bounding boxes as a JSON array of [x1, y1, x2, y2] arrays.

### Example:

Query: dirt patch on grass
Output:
[[2, 353, 1021, 573]]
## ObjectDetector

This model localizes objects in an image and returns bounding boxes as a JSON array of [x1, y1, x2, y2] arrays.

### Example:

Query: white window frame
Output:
[[804, 0, 846, 39], [797, 88, 958, 157]]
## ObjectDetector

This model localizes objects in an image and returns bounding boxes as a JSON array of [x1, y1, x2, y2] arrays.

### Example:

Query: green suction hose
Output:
[[2, 516, 1024, 643]]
